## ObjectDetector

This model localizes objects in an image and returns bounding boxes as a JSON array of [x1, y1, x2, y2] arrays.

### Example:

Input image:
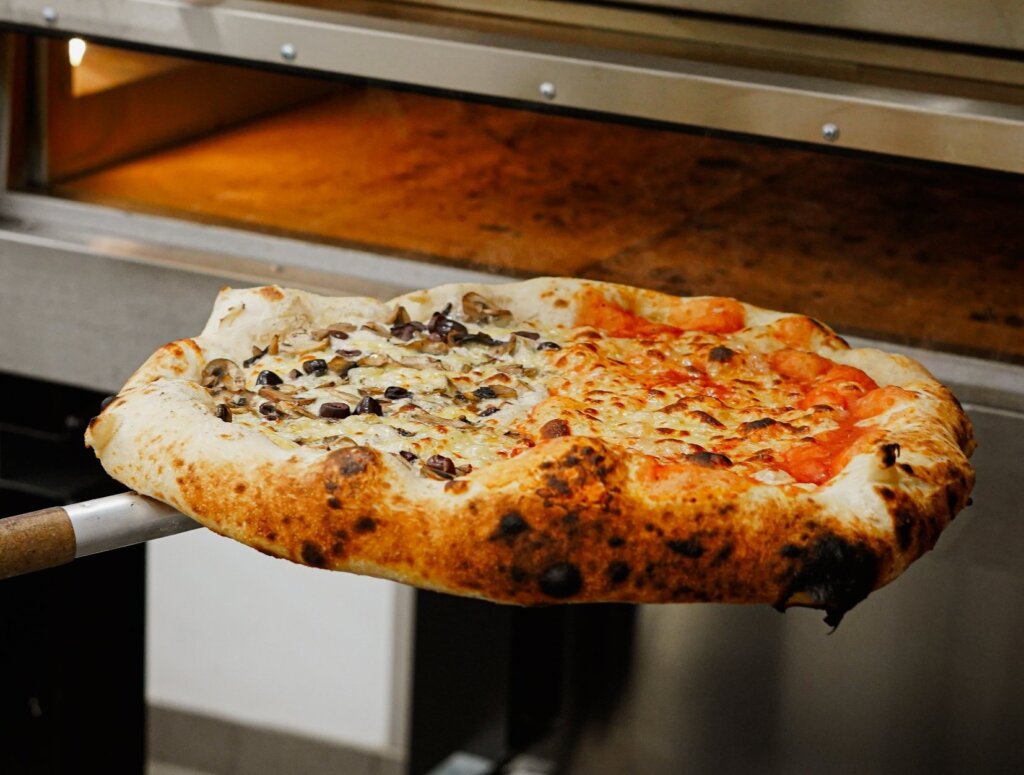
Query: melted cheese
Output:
[[202, 301, 897, 486]]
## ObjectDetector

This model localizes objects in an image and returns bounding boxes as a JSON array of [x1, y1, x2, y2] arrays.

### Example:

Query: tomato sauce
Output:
[[777, 385, 908, 484], [576, 288, 744, 337]]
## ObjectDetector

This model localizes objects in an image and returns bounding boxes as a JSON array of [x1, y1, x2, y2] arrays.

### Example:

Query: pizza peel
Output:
[[0, 493, 200, 580]]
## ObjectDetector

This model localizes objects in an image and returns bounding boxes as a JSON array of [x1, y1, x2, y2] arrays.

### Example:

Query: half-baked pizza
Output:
[[86, 278, 975, 625]]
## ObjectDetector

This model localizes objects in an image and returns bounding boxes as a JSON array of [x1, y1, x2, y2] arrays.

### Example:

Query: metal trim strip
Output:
[[0, 1, 1022, 171]]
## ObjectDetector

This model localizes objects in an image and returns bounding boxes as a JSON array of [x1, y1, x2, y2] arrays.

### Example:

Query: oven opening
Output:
[[8, 34, 1023, 364]]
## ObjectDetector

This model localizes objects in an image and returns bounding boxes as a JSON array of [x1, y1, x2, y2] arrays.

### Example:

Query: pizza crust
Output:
[[86, 278, 975, 625]]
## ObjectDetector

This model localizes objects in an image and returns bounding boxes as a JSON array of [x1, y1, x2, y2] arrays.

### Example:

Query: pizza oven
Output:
[[1, 2, 1023, 774]]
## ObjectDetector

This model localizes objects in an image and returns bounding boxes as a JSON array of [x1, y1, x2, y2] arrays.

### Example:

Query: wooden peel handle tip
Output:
[[0, 507, 76, 580]]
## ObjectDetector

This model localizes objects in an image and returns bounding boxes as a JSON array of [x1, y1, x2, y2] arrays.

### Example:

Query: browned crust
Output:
[[85, 278, 976, 625]]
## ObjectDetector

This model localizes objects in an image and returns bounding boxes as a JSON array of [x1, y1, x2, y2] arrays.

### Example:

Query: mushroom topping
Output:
[[255, 369, 284, 386], [399, 355, 443, 370], [243, 346, 268, 368], [386, 306, 411, 326], [214, 403, 232, 423], [312, 322, 355, 340], [279, 330, 328, 355], [361, 322, 391, 337], [391, 321, 427, 341], [354, 396, 383, 416], [473, 384, 518, 400], [288, 368, 303, 380], [405, 338, 450, 355], [451, 331, 498, 347], [424, 454, 457, 479], [201, 359, 245, 391], [462, 292, 511, 325], [328, 356, 357, 378], [427, 308, 469, 340], [258, 386, 314, 405], [335, 348, 362, 358], [399, 450, 418, 462], [407, 409, 463, 428], [514, 330, 540, 340], [537, 341, 561, 351], [319, 402, 351, 419], [258, 402, 279, 419], [384, 386, 411, 400], [478, 405, 502, 417], [489, 337, 518, 356]]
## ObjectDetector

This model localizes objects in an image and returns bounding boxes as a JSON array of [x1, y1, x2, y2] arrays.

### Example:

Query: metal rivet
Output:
[[280, 43, 297, 61], [539, 82, 556, 100], [822, 123, 840, 142], [42, 6, 57, 24]]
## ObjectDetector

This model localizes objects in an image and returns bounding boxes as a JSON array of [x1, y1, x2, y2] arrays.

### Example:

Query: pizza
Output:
[[85, 278, 975, 625]]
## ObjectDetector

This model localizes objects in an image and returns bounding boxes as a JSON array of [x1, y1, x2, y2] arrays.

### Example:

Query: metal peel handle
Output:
[[0, 493, 201, 580]]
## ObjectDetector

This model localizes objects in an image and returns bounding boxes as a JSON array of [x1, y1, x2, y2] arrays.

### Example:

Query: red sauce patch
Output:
[[576, 289, 683, 338], [778, 425, 869, 485], [575, 288, 744, 337]]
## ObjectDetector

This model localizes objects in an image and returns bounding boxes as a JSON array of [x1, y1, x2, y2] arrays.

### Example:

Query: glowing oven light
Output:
[[68, 38, 87, 68]]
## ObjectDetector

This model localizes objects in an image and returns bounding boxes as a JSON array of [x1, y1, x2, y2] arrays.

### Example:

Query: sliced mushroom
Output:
[[399, 355, 444, 370], [258, 386, 314, 405], [407, 410, 463, 428], [361, 322, 391, 337], [489, 336, 518, 356], [486, 384, 518, 399], [391, 321, 427, 341], [328, 356, 358, 377], [404, 338, 450, 355], [386, 306, 411, 326], [201, 359, 245, 391], [462, 292, 511, 325], [423, 454, 457, 479], [279, 330, 329, 355], [451, 332, 499, 347], [243, 345, 268, 368], [313, 434, 358, 449]]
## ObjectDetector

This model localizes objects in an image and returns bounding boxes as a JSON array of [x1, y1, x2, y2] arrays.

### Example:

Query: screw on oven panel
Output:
[[822, 123, 840, 142], [280, 43, 297, 61], [539, 82, 557, 100], [42, 6, 58, 24]]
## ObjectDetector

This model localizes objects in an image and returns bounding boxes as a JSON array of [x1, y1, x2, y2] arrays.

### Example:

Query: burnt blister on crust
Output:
[[489, 511, 531, 542], [540, 562, 583, 598], [880, 443, 901, 467], [666, 538, 705, 558], [775, 534, 880, 628], [301, 541, 326, 568]]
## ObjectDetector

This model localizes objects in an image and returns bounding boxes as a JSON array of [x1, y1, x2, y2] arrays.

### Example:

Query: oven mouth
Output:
[[4, 31, 1024, 366]]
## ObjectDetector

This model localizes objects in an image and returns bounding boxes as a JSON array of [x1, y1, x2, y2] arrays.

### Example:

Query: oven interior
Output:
[[7, 33, 1024, 366]]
